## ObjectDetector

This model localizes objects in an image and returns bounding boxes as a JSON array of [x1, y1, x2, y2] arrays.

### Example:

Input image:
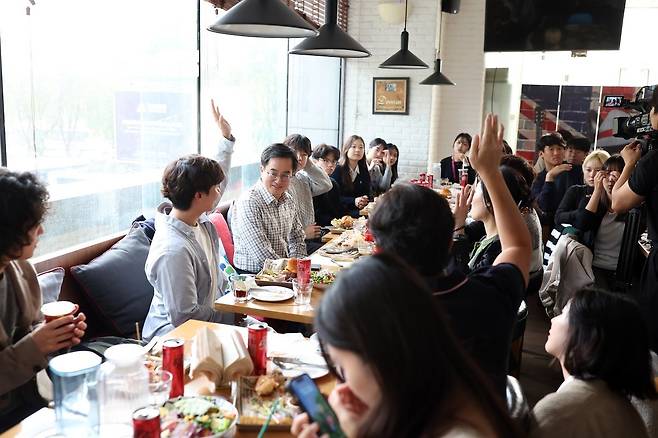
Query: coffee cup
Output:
[[41, 301, 79, 323]]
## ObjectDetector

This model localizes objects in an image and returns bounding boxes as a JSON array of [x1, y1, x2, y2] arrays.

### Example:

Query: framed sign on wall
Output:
[[372, 77, 409, 115]]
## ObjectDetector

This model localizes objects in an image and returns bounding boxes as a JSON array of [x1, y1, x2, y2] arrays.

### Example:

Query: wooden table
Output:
[[1, 320, 335, 438], [215, 237, 355, 324]]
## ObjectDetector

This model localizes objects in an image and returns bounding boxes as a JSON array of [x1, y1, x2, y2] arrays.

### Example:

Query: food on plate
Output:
[[331, 215, 354, 230], [237, 372, 299, 427], [439, 187, 452, 199], [254, 372, 286, 396], [286, 258, 298, 274], [310, 271, 336, 285], [160, 396, 237, 437], [256, 259, 297, 283]]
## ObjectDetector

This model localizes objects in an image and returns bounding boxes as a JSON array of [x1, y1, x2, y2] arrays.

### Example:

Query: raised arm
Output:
[[612, 142, 645, 213], [470, 114, 532, 286], [211, 99, 236, 193]]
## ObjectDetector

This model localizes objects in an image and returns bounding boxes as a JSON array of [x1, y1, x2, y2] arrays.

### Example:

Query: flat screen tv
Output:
[[484, 0, 626, 52]]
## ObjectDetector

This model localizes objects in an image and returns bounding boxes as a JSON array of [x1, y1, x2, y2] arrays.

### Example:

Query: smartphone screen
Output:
[[287, 374, 346, 438]]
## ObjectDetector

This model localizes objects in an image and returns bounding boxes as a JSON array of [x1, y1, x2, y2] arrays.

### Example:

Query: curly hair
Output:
[[0, 169, 49, 260], [161, 154, 224, 211]]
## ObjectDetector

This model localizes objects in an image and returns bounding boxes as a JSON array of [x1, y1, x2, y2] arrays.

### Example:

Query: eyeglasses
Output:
[[265, 170, 292, 181]]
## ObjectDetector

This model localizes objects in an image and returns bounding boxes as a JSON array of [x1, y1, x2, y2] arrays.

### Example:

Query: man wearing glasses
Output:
[[232, 144, 307, 274]]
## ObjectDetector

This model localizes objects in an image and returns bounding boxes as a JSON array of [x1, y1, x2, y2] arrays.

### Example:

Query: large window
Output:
[[1, 1, 343, 256], [1, 0, 199, 256]]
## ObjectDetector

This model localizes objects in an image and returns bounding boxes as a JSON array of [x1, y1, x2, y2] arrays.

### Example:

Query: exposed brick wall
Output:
[[343, 0, 438, 180]]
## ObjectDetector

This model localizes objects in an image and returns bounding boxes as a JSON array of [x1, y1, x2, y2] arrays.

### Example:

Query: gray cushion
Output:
[[70, 226, 153, 337], [38, 267, 65, 304]]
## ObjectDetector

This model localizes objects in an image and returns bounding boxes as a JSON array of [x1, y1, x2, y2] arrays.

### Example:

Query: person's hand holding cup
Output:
[[35, 301, 86, 355]]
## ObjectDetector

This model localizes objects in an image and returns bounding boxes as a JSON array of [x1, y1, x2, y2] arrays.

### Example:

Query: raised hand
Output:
[[546, 163, 573, 182], [620, 141, 642, 167], [453, 184, 473, 230], [211, 99, 232, 140], [469, 114, 504, 177]]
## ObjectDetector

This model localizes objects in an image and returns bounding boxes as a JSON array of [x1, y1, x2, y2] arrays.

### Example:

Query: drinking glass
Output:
[[148, 368, 172, 406], [231, 274, 250, 303], [293, 279, 313, 306]]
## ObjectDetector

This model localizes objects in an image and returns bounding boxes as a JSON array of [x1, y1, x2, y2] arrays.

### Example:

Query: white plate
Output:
[[249, 286, 295, 302], [280, 364, 329, 380]]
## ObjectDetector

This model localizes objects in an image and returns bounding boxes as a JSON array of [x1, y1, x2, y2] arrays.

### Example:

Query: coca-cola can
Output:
[[427, 174, 434, 189], [297, 258, 311, 285], [132, 406, 160, 438], [162, 338, 185, 398], [248, 323, 268, 375]]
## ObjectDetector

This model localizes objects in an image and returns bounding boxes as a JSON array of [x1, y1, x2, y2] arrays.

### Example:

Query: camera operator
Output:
[[611, 90, 658, 351]]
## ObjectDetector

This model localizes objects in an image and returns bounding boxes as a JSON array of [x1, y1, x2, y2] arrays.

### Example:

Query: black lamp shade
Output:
[[207, 0, 318, 38], [420, 58, 455, 85], [290, 23, 371, 57], [379, 31, 429, 69], [290, 0, 369, 58]]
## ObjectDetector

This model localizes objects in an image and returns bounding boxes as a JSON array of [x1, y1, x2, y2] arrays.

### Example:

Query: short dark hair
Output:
[[567, 137, 591, 153], [369, 183, 454, 276], [502, 140, 513, 155], [161, 154, 224, 211], [557, 129, 573, 142], [603, 154, 625, 173], [481, 162, 534, 213], [0, 169, 49, 260], [454, 133, 472, 148], [564, 287, 657, 400], [369, 138, 387, 149], [311, 143, 340, 162], [651, 86, 658, 112], [315, 253, 522, 437], [535, 132, 566, 153], [283, 134, 311, 156], [260, 143, 298, 173]]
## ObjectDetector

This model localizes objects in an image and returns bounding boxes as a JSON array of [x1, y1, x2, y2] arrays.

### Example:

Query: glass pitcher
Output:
[[98, 344, 149, 436], [49, 351, 102, 438]]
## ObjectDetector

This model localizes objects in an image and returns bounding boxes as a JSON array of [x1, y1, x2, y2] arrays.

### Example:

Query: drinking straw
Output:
[[257, 398, 279, 438], [135, 322, 141, 342]]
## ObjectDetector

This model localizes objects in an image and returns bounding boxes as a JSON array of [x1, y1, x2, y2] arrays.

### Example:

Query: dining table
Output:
[[0, 319, 336, 438], [214, 232, 361, 325]]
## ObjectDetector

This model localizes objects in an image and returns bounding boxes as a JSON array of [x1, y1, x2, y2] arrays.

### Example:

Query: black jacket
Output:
[[331, 164, 372, 217], [440, 156, 476, 185], [531, 165, 583, 226], [555, 184, 626, 251], [312, 178, 345, 226]]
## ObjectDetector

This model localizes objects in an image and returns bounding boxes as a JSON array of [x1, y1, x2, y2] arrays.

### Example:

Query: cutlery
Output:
[[271, 357, 327, 370]]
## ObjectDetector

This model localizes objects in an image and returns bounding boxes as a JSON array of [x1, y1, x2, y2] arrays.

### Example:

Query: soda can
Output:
[[162, 338, 185, 398], [248, 323, 268, 375], [132, 406, 160, 438], [297, 258, 311, 285], [427, 174, 434, 189]]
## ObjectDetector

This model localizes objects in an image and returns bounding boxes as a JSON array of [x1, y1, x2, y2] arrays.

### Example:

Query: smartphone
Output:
[[287, 373, 346, 438]]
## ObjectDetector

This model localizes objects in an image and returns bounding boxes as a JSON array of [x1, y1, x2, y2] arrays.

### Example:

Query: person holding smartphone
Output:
[[291, 254, 522, 438]]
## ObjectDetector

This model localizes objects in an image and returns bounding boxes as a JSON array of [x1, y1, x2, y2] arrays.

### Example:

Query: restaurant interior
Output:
[[1, 0, 658, 437]]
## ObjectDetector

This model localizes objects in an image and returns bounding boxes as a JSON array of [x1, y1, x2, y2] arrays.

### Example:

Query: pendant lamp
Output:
[[290, 0, 370, 58], [420, 56, 454, 85], [379, 0, 428, 69], [207, 0, 318, 38], [420, 12, 454, 85]]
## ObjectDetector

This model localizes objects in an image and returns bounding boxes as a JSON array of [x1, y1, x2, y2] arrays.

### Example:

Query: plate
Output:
[[161, 396, 238, 437], [273, 359, 329, 379], [249, 286, 295, 302]]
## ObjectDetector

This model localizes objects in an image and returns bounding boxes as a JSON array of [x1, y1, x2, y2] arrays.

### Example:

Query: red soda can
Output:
[[132, 406, 160, 438], [364, 225, 374, 242], [460, 168, 468, 188], [297, 258, 311, 285], [427, 174, 434, 189], [248, 323, 268, 375], [162, 338, 185, 398], [419, 172, 427, 183]]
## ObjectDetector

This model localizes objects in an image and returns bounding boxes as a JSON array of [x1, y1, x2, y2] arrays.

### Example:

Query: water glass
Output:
[[148, 368, 172, 406], [293, 279, 313, 306], [231, 274, 250, 303]]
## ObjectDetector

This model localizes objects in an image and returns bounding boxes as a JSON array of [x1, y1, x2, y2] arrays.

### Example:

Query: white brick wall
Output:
[[428, 0, 486, 167], [343, 0, 438, 180]]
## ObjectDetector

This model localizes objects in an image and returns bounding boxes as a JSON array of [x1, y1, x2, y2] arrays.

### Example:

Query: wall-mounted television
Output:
[[484, 0, 627, 52]]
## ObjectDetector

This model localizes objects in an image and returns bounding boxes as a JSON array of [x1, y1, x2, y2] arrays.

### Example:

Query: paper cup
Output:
[[41, 301, 78, 323]]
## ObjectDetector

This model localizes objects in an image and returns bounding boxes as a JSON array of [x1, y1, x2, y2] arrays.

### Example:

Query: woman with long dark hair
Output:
[[440, 133, 476, 184], [291, 253, 522, 438], [555, 154, 626, 290], [331, 135, 371, 217], [531, 287, 656, 437]]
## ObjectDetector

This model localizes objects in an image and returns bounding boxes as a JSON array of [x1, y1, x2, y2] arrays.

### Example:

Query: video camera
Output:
[[603, 85, 657, 154]]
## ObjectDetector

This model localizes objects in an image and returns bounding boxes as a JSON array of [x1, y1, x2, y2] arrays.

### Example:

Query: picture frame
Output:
[[372, 77, 410, 115]]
